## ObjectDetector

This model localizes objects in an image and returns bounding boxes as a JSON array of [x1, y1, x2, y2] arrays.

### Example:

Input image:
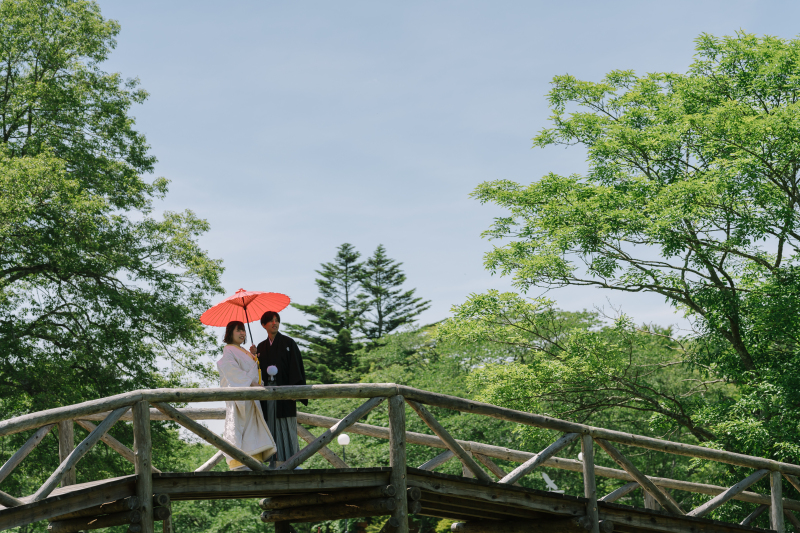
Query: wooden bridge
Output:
[[1, 384, 800, 533]]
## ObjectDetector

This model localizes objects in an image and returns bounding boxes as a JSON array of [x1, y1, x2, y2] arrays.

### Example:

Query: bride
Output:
[[216, 320, 276, 469]]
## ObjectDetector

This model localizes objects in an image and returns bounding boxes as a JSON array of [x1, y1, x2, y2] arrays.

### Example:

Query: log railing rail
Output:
[[0, 383, 799, 533]]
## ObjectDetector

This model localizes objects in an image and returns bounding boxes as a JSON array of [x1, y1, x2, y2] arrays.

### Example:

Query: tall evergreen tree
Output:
[[284, 244, 367, 382], [359, 245, 431, 340]]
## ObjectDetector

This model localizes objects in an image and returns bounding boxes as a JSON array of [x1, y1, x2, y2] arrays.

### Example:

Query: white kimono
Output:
[[217, 345, 276, 469]]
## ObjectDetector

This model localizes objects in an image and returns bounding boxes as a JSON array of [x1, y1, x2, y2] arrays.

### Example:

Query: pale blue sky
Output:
[[97, 0, 798, 347]]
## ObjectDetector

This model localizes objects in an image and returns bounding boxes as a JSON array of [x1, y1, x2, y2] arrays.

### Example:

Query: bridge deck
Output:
[[0, 467, 772, 533]]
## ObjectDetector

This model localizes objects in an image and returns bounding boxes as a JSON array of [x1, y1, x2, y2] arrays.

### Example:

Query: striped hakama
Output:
[[266, 399, 299, 464]]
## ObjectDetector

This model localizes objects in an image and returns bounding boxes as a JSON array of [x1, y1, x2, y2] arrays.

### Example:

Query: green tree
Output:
[[438, 291, 730, 443], [470, 32, 800, 463], [285, 243, 368, 381], [359, 245, 431, 340], [0, 0, 222, 515]]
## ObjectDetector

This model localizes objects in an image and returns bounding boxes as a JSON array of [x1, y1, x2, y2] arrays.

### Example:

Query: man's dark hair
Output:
[[223, 321, 246, 344], [261, 311, 281, 325]]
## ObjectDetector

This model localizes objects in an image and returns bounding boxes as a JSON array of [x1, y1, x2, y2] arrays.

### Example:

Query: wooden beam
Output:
[[47, 507, 169, 533], [420, 502, 520, 522], [296, 424, 348, 468], [50, 496, 140, 521], [141, 383, 397, 404], [259, 485, 395, 510], [195, 450, 224, 472], [4, 382, 800, 481], [48, 509, 142, 533], [151, 402, 268, 472], [418, 450, 454, 471], [644, 490, 660, 510], [161, 503, 173, 533], [57, 421, 76, 487], [786, 473, 800, 495], [0, 475, 137, 531], [784, 509, 800, 531], [378, 517, 402, 533], [687, 469, 769, 517], [151, 468, 391, 499], [595, 438, 684, 515], [408, 471, 587, 517], [408, 499, 422, 514], [406, 400, 492, 484], [419, 491, 544, 520], [582, 435, 600, 533], [0, 384, 397, 438], [302, 411, 800, 512], [772, 470, 785, 533], [450, 518, 613, 533], [398, 386, 797, 476], [599, 481, 638, 503], [33, 407, 129, 502], [740, 504, 768, 526], [472, 453, 519, 486], [499, 433, 578, 485], [75, 419, 161, 474], [389, 395, 409, 533], [278, 396, 385, 471], [461, 451, 475, 479], [260, 498, 396, 522], [599, 504, 755, 533], [0, 424, 54, 484], [0, 489, 23, 508], [133, 401, 154, 533], [79, 407, 226, 422]]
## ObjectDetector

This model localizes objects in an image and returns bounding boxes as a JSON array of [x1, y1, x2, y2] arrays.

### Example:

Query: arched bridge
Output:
[[0, 384, 799, 533]]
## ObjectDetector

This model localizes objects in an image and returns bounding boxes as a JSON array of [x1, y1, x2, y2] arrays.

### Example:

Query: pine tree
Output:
[[284, 244, 368, 382], [359, 245, 431, 340]]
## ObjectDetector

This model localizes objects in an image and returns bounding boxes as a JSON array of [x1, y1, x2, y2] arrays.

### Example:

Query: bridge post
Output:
[[581, 434, 600, 533], [133, 400, 155, 533], [57, 420, 76, 487], [771, 470, 785, 533], [389, 395, 409, 533]]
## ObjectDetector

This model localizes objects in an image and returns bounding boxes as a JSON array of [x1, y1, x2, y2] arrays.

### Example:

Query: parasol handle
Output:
[[242, 302, 255, 347]]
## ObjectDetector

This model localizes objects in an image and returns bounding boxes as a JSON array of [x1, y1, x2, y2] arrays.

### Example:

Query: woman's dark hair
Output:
[[260, 311, 281, 325], [223, 321, 246, 344]]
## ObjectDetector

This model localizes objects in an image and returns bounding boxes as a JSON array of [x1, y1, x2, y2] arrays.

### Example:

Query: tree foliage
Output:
[[438, 291, 731, 443], [287, 243, 429, 382], [470, 32, 800, 462], [0, 0, 223, 417], [360, 244, 431, 340], [285, 243, 368, 382], [0, 0, 223, 521]]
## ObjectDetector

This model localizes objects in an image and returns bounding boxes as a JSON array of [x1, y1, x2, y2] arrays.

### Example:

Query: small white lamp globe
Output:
[[337, 434, 351, 446], [266, 365, 278, 376]]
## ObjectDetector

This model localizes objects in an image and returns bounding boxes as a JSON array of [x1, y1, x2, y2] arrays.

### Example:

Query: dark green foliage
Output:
[[285, 243, 368, 382], [0, 0, 223, 414], [471, 31, 800, 462], [0, 0, 222, 526], [286, 244, 429, 382], [445, 31, 800, 527], [360, 245, 431, 340]]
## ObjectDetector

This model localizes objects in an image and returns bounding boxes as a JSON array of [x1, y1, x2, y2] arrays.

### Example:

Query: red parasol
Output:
[[200, 289, 290, 343]]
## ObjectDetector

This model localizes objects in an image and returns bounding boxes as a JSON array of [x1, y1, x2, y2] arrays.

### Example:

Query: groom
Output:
[[254, 311, 308, 465]]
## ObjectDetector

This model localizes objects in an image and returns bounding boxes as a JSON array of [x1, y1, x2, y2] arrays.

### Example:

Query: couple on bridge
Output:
[[216, 311, 308, 470]]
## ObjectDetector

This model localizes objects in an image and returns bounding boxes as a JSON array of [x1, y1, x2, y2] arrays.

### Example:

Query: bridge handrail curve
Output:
[[0, 383, 794, 476]]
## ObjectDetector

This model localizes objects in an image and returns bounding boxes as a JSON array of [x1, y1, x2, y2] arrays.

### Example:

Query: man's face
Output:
[[263, 316, 280, 335]]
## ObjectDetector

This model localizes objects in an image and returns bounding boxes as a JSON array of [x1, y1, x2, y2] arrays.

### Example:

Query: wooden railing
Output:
[[1, 383, 800, 533]]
